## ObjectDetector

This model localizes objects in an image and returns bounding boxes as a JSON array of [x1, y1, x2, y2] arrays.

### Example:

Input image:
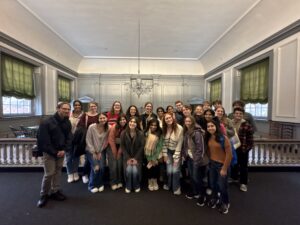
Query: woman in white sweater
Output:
[[162, 112, 183, 195], [85, 113, 110, 193]]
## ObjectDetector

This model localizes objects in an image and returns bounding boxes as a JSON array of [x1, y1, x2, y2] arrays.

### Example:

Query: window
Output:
[[245, 103, 268, 119], [210, 77, 221, 102], [58, 76, 71, 102], [2, 96, 31, 115], [1, 54, 35, 116], [240, 58, 269, 118]]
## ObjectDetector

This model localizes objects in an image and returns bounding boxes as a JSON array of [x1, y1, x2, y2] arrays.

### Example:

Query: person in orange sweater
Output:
[[205, 119, 232, 214]]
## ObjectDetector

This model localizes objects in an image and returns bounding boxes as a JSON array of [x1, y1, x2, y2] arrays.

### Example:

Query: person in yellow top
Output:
[[205, 119, 232, 214]]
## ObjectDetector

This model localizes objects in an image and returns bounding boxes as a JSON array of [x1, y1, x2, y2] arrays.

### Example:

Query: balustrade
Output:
[[0, 138, 299, 167]]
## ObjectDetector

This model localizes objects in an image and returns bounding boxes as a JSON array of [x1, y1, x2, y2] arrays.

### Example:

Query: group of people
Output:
[[36, 99, 255, 215]]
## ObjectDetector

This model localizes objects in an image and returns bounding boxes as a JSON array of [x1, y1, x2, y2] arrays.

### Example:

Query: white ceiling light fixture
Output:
[[131, 21, 153, 98]]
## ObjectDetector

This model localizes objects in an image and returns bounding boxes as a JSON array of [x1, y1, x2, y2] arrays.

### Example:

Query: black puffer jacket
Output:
[[37, 112, 72, 158]]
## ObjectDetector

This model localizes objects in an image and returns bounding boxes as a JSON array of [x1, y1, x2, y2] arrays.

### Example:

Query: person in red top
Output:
[[107, 113, 127, 190], [106, 101, 123, 126], [205, 119, 232, 214]]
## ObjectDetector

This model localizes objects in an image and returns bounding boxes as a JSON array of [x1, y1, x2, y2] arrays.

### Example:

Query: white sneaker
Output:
[[111, 184, 118, 191], [98, 186, 104, 192], [117, 183, 123, 189], [90, 188, 98, 193], [163, 184, 169, 191], [82, 175, 89, 184], [135, 188, 141, 193], [148, 179, 154, 191], [125, 188, 131, 193], [67, 174, 74, 183], [206, 188, 212, 195], [153, 179, 159, 191], [73, 173, 80, 182], [240, 184, 248, 192], [173, 188, 181, 195]]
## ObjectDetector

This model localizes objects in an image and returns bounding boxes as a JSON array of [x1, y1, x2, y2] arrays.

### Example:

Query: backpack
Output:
[[220, 135, 237, 166]]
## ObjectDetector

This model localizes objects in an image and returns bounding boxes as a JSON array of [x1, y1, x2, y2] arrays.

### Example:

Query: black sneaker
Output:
[[218, 203, 229, 214], [37, 195, 48, 208], [196, 196, 206, 207], [50, 191, 66, 201], [207, 198, 218, 208], [185, 192, 194, 199]]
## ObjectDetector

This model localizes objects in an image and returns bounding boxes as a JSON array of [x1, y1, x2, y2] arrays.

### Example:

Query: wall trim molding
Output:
[[204, 19, 300, 78], [0, 32, 78, 76]]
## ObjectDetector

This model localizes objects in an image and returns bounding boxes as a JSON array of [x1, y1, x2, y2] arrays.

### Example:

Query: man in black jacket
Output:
[[37, 102, 72, 208]]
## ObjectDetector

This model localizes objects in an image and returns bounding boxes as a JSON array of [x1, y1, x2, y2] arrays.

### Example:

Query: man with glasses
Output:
[[37, 102, 72, 208]]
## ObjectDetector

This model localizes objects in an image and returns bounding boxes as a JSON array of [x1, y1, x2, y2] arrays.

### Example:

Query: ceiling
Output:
[[17, 0, 261, 60]]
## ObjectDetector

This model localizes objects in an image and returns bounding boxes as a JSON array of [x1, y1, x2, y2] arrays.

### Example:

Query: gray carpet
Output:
[[0, 171, 299, 225]]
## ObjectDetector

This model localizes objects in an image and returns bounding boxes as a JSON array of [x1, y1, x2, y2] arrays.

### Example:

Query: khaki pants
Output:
[[40, 153, 64, 196]]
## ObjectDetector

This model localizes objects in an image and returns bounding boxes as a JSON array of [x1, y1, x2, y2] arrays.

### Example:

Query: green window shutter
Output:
[[58, 76, 71, 102], [210, 77, 222, 102], [240, 58, 269, 104], [1, 54, 35, 99]]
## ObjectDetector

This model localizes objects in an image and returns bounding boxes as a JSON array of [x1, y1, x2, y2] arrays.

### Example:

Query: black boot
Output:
[[37, 195, 48, 208]]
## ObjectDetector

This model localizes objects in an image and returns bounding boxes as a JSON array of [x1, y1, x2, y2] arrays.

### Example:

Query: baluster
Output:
[[290, 144, 296, 164], [19, 144, 25, 165], [262, 143, 267, 164], [250, 144, 255, 165], [13, 144, 19, 164], [7, 144, 13, 164], [0, 144, 4, 164], [279, 144, 284, 164], [257, 143, 261, 165]]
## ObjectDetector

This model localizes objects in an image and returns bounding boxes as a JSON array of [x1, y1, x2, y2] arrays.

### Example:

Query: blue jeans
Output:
[[166, 150, 181, 191], [65, 151, 80, 175], [209, 160, 229, 205], [186, 157, 207, 197], [107, 147, 123, 185], [125, 164, 140, 190], [86, 150, 106, 190]]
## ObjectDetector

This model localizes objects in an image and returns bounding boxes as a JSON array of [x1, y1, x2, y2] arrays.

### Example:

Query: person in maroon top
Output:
[[77, 101, 99, 184], [106, 101, 123, 126]]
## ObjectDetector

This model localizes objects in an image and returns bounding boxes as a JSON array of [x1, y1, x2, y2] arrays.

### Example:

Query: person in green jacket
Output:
[[144, 118, 163, 191]]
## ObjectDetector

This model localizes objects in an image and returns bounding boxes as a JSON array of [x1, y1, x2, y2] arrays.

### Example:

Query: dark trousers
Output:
[[231, 150, 249, 185]]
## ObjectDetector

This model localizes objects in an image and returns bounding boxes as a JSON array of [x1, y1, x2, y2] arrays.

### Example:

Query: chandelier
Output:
[[131, 21, 153, 98]]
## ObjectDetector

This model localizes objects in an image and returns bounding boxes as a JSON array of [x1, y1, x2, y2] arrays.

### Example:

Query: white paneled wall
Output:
[[78, 74, 204, 112]]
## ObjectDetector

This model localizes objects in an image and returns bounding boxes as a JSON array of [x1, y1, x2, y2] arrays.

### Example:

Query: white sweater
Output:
[[162, 124, 183, 162]]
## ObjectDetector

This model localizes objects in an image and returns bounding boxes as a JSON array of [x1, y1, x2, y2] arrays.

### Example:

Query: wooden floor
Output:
[[0, 171, 299, 225]]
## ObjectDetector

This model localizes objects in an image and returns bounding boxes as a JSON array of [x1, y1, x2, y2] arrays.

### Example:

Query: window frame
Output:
[[234, 51, 273, 120], [0, 49, 42, 118]]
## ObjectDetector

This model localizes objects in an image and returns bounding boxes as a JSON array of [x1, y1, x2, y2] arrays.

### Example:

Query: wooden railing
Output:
[[0, 138, 300, 167]]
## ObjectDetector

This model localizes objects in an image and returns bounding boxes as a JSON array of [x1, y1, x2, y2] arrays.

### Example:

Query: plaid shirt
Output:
[[237, 120, 254, 152]]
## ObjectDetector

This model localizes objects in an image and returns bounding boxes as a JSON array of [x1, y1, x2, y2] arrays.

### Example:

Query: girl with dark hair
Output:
[[205, 119, 232, 214], [107, 100, 123, 126], [182, 115, 208, 206], [144, 118, 163, 191], [125, 105, 140, 121], [162, 112, 183, 195], [156, 107, 165, 128], [85, 113, 110, 193], [66, 100, 84, 183], [140, 102, 157, 130], [121, 116, 145, 193], [107, 113, 127, 190]]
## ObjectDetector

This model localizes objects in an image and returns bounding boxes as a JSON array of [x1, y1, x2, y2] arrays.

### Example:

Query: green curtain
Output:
[[1, 54, 35, 99], [58, 76, 71, 102], [240, 58, 269, 104], [210, 77, 222, 102]]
